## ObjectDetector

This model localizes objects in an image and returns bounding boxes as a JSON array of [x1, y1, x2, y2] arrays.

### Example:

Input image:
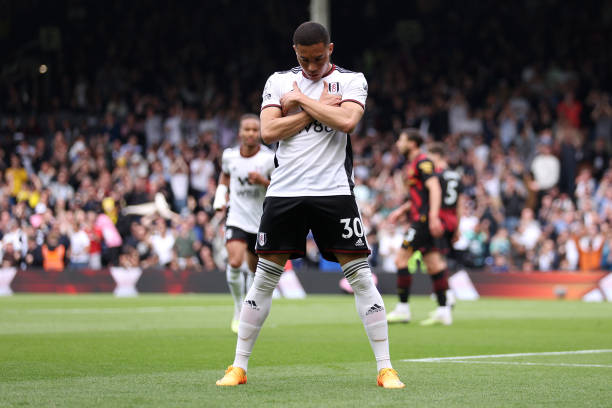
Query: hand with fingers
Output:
[[319, 80, 341, 107], [280, 81, 304, 116]]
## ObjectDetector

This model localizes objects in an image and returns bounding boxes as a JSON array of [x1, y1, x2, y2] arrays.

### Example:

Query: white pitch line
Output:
[[410, 360, 612, 368], [402, 349, 612, 362]]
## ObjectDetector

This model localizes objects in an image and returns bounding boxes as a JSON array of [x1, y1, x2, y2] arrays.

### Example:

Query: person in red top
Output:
[[386, 129, 454, 326], [85, 211, 103, 269], [557, 91, 582, 128]]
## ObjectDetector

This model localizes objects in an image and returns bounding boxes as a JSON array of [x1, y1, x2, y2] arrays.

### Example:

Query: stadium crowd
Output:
[[2, 1, 612, 274]]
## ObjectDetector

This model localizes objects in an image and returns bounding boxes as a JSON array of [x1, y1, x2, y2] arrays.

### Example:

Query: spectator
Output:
[[49, 168, 75, 205], [530, 141, 560, 194], [95, 210, 122, 266], [41, 232, 66, 272], [600, 233, 612, 271], [173, 217, 200, 269], [511, 208, 542, 253], [5, 155, 28, 203], [150, 218, 175, 267], [573, 224, 605, 272], [189, 149, 215, 199], [489, 228, 511, 257], [85, 211, 103, 269], [557, 91, 582, 129], [68, 220, 91, 269], [465, 221, 488, 268], [169, 155, 189, 214], [537, 239, 557, 271]]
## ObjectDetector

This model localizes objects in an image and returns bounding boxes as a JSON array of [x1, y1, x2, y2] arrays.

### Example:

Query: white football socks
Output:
[[244, 266, 255, 294], [226, 264, 244, 320], [233, 258, 283, 372], [342, 258, 392, 372]]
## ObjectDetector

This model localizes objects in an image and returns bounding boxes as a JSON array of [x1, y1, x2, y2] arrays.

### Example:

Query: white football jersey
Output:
[[261, 64, 368, 197], [222, 145, 275, 233]]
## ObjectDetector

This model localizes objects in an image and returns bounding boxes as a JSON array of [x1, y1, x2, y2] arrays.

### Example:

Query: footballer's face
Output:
[[396, 133, 413, 156], [294, 42, 334, 81], [239, 118, 261, 148]]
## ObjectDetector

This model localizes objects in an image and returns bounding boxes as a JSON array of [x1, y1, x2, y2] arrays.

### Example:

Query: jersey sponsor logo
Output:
[[355, 237, 365, 246], [237, 176, 251, 186], [328, 82, 340, 93], [258, 232, 267, 246], [304, 120, 333, 133], [236, 189, 262, 198], [365, 303, 384, 316]]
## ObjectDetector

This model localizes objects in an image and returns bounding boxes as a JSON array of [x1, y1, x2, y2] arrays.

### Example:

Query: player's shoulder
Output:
[[269, 66, 301, 80], [222, 145, 241, 159], [334, 65, 360, 74], [275, 66, 302, 75], [442, 168, 461, 179], [258, 145, 275, 155], [254, 145, 275, 159], [416, 155, 435, 175], [332, 65, 365, 80]]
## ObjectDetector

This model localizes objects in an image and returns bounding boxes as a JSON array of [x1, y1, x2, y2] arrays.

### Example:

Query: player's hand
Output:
[[429, 216, 444, 238], [319, 81, 341, 107], [451, 230, 460, 245], [280, 81, 303, 116], [248, 171, 265, 185]]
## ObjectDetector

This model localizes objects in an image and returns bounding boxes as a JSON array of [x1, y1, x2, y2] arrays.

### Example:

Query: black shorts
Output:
[[225, 226, 257, 255], [256, 195, 371, 262], [400, 221, 453, 254]]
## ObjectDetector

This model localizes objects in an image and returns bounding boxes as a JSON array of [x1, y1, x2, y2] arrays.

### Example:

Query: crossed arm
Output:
[[260, 81, 364, 144]]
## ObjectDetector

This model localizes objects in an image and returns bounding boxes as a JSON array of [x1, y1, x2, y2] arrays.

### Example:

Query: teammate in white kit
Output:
[[213, 114, 275, 334], [217, 22, 404, 389]]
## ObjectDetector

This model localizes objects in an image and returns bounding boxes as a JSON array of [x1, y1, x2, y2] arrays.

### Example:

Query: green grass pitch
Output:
[[1, 294, 611, 407]]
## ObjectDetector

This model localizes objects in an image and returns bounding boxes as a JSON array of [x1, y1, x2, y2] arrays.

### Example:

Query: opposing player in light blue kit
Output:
[[217, 22, 404, 389], [213, 114, 275, 333]]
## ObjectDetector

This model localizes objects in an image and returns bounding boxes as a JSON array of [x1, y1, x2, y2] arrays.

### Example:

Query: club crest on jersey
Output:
[[258, 232, 267, 246], [328, 82, 340, 94]]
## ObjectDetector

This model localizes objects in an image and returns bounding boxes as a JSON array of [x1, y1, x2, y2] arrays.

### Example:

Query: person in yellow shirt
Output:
[[5, 154, 27, 201]]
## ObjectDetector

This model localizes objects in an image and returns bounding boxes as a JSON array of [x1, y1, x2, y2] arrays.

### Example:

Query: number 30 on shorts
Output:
[[340, 217, 364, 239]]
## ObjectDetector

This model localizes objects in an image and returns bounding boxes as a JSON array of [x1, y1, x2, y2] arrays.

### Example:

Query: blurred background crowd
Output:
[[1, 1, 612, 273]]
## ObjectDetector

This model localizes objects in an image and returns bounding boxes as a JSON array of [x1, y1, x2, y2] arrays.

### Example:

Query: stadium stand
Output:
[[1, 1, 612, 274]]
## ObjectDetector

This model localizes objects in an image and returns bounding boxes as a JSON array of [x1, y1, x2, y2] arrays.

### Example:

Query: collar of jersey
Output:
[[240, 145, 260, 158], [302, 64, 336, 80]]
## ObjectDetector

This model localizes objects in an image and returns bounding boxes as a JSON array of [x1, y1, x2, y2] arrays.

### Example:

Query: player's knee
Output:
[[424, 253, 444, 274], [228, 260, 242, 269]]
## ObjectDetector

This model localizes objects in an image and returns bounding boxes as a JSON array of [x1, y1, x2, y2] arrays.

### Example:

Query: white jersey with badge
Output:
[[261, 64, 368, 197], [222, 146, 275, 234]]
